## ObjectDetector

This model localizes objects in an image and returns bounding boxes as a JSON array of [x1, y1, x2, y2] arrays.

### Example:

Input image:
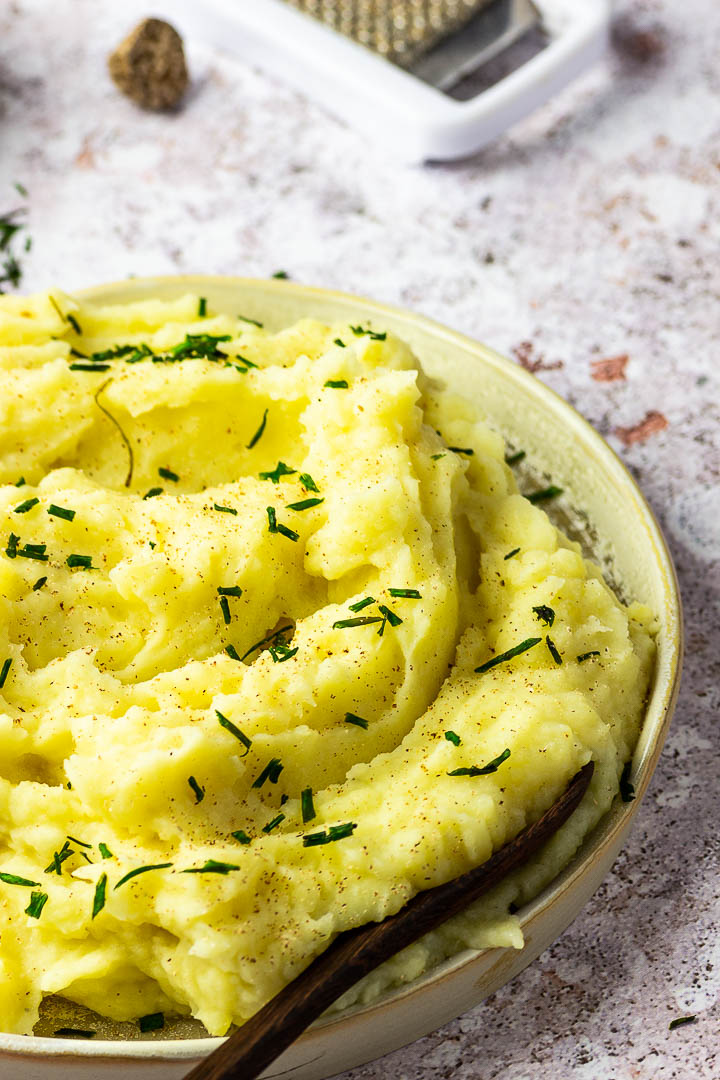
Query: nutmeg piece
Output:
[[108, 18, 188, 111]]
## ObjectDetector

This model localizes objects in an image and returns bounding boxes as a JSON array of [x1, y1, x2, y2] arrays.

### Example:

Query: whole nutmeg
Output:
[[108, 18, 188, 111]]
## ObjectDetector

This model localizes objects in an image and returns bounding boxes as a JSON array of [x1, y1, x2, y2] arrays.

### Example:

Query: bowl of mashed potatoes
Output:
[[0, 277, 681, 1079]]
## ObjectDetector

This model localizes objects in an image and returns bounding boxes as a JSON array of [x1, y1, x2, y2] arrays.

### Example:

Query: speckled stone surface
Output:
[[1, 0, 718, 1076]]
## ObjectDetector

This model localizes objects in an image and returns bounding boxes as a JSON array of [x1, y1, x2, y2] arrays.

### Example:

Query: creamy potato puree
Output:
[[0, 291, 655, 1036]]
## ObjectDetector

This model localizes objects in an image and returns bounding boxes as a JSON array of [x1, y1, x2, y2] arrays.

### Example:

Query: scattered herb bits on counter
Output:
[[0, 289, 657, 1039]]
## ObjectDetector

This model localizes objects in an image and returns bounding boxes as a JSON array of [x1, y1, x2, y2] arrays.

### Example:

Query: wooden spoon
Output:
[[185, 761, 594, 1080]]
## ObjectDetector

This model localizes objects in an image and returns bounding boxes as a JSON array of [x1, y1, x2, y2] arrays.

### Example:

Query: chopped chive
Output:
[[0, 658, 11, 689], [533, 605, 555, 626], [66, 554, 92, 570], [5, 532, 19, 558], [66, 313, 82, 335], [0, 871, 40, 887], [546, 636, 563, 665], [505, 450, 526, 466], [272, 270, 289, 279], [286, 497, 324, 511], [262, 813, 285, 834], [32, 576, 47, 591], [268, 642, 298, 663], [188, 776, 205, 803], [345, 713, 368, 729], [139, 1013, 165, 1032], [54, 1029, 96, 1039], [143, 487, 163, 500], [504, 547, 521, 560], [303, 822, 357, 846], [301, 788, 315, 823], [167, 333, 231, 361], [266, 508, 299, 541], [158, 467, 179, 483], [25, 890, 49, 919], [14, 181, 28, 197], [448, 446, 474, 456], [525, 485, 563, 504], [388, 588, 421, 599], [266, 506, 277, 532], [14, 477, 25, 486], [577, 650, 601, 663], [217, 585, 243, 597], [69, 362, 110, 372], [247, 408, 268, 449], [348, 596, 375, 612], [431, 453, 446, 460], [213, 503, 237, 515], [448, 748, 511, 777], [219, 595, 231, 625], [67, 835, 92, 849], [231, 829, 252, 845], [240, 624, 294, 662], [182, 860, 240, 874], [377, 604, 402, 627], [475, 637, 541, 674], [94, 379, 134, 488], [47, 504, 76, 521], [198, 297, 207, 317], [13, 497, 39, 514], [236, 355, 257, 369], [252, 758, 283, 788], [45, 841, 73, 875], [669, 1015, 696, 1030], [299, 473, 319, 493], [17, 542, 48, 562], [91, 873, 107, 919], [114, 863, 173, 890], [98, 843, 114, 859], [334, 338, 346, 347], [444, 730, 461, 746], [349, 325, 386, 341], [215, 709, 251, 755], [324, 379, 348, 388], [333, 616, 384, 629], [225, 644, 241, 661], [619, 761, 635, 803], [259, 461, 296, 483], [237, 315, 263, 328]]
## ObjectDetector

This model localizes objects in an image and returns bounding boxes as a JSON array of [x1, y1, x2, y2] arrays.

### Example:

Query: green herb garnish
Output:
[[444, 731, 461, 746], [25, 890, 49, 919], [533, 605, 555, 626], [54, 1029, 96, 1039], [475, 637, 541, 673], [98, 843, 114, 859], [66, 554, 92, 570], [5, 532, 19, 558], [348, 596, 375, 612], [94, 378, 134, 487], [377, 604, 402, 634], [333, 616, 384, 629], [577, 650, 601, 663], [69, 362, 110, 372], [266, 507, 299, 542], [247, 408, 268, 449], [32, 576, 47, 590], [448, 748, 511, 777], [388, 588, 421, 599], [67, 834, 92, 849], [431, 453, 446, 460], [345, 713, 368, 729], [546, 636, 562, 665], [286, 497, 323, 511], [526, 485, 563, 504], [268, 641, 298, 663], [301, 788, 315, 823], [218, 585, 243, 597], [0, 658, 11, 689], [114, 863, 173, 890], [252, 758, 283, 788], [14, 181, 28, 197], [237, 315, 263, 328], [188, 776, 205, 803], [619, 761, 635, 802], [91, 874, 107, 919], [259, 461, 296, 483], [166, 333, 231, 362], [139, 1012, 165, 1032], [143, 487, 164, 500], [219, 595, 231, 625], [262, 813, 285, 834], [272, 270, 289, 279], [504, 548, 521, 560], [669, 1015, 696, 1030], [299, 473, 319, 492], [240, 624, 294, 662], [303, 823, 357, 846], [448, 446, 474, 456], [213, 503, 238, 515], [505, 450, 526, 466], [17, 542, 48, 562], [231, 829, 252, 845], [47, 504, 76, 521], [0, 871, 40, 887], [198, 297, 207, 317], [349, 325, 386, 341], [215, 709, 251, 755], [334, 338, 346, 347], [225, 644, 241, 661], [158, 467, 179, 483], [45, 841, 73, 875], [324, 379, 348, 389], [13, 497, 38, 514], [182, 860, 240, 874], [14, 477, 25, 486]]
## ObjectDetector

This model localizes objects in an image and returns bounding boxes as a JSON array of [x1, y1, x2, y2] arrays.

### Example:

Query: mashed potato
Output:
[[0, 290, 655, 1036]]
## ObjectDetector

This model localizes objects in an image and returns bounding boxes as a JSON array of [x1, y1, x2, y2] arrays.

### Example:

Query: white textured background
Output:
[[1, 0, 718, 1076]]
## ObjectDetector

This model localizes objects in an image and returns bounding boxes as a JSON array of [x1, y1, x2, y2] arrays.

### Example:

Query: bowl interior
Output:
[[0, 278, 681, 1079]]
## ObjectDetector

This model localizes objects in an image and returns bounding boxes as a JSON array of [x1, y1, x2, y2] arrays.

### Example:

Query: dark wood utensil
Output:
[[185, 760, 594, 1080]]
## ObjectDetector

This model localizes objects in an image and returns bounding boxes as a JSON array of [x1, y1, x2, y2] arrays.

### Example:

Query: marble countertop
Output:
[[1, 0, 718, 1076]]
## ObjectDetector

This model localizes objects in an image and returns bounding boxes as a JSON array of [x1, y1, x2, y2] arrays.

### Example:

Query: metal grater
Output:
[[139, 0, 612, 160], [281, 0, 541, 89]]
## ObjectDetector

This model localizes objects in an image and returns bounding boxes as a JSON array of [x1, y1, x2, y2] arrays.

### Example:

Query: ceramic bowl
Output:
[[0, 277, 682, 1080]]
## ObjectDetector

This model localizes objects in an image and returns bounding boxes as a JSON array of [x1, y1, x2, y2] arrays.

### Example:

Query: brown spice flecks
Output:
[[108, 18, 188, 111], [511, 341, 563, 374], [591, 354, 629, 382], [615, 410, 669, 447]]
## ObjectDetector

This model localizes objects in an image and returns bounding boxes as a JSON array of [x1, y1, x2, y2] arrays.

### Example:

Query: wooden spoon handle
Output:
[[186, 761, 594, 1080]]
